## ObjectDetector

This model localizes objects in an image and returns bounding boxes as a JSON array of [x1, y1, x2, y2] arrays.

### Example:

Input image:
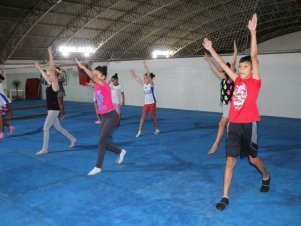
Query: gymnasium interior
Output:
[[0, 1, 300, 226]]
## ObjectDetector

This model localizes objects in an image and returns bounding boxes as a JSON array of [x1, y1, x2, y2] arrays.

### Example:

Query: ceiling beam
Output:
[[117, 0, 236, 59], [93, 0, 179, 55], [52, 0, 122, 49], [0, 0, 62, 63]]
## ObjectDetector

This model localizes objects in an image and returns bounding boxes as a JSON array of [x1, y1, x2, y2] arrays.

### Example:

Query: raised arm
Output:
[[204, 52, 226, 79], [143, 60, 150, 74], [202, 38, 238, 82], [130, 69, 144, 85], [248, 13, 260, 80], [75, 59, 104, 86], [47, 47, 59, 92], [230, 40, 238, 72], [48, 47, 55, 76], [35, 62, 51, 85]]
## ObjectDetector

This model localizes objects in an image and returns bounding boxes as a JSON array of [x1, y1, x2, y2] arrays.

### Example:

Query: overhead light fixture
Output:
[[61, 51, 69, 57], [152, 50, 174, 58], [58, 45, 96, 57]]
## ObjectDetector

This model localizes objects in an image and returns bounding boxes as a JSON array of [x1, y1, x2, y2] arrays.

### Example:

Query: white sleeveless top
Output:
[[144, 84, 156, 104], [110, 83, 124, 104]]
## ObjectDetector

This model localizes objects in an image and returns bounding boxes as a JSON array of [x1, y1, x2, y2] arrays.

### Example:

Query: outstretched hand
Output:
[[75, 58, 85, 69], [247, 13, 257, 32], [34, 62, 41, 69], [130, 69, 136, 76], [202, 38, 213, 51]]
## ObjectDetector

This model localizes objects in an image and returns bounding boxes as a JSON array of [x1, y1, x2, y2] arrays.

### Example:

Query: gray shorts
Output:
[[222, 104, 230, 118], [57, 90, 66, 97]]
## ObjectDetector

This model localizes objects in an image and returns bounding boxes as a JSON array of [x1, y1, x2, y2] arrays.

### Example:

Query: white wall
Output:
[[102, 54, 301, 119], [4, 71, 40, 97], [257, 31, 301, 53], [4, 52, 301, 119], [96, 57, 222, 113], [58, 67, 94, 102], [258, 53, 301, 118], [4, 66, 94, 101]]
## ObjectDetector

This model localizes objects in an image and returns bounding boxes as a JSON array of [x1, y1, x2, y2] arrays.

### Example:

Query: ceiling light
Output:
[[58, 45, 96, 57], [152, 50, 174, 58]]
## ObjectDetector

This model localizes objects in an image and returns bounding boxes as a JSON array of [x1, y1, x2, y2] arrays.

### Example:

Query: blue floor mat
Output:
[[1, 100, 301, 226]]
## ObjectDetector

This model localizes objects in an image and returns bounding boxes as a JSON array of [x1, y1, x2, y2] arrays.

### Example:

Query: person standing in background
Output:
[[0, 73, 15, 139]]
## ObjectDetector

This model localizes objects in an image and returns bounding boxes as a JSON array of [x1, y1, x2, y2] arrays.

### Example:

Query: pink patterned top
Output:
[[94, 81, 114, 115]]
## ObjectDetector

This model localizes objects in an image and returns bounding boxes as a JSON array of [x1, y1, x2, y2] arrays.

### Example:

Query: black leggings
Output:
[[96, 110, 121, 168]]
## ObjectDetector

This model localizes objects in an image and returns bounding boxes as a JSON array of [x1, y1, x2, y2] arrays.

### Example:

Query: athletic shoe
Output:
[[88, 167, 101, 176], [0, 132, 4, 139], [216, 197, 229, 211], [154, 129, 160, 135], [136, 131, 142, 137], [260, 175, 271, 192], [36, 149, 48, 155], [8, 126, 15, 135], [95, 120, 101, 124], [116, 149, 126, 164]]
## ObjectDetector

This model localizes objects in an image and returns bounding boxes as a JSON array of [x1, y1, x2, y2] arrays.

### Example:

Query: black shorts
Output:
[[227, 122, 258, 158]]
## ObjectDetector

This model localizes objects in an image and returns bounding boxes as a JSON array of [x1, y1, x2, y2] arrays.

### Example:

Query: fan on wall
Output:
[[12, 79, 21, 100]]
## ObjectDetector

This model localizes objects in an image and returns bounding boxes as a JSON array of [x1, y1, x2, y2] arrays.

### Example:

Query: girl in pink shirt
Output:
[[76, 60, 126, 176]]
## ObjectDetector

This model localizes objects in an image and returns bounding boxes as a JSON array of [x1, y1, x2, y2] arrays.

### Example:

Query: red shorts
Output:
[[142, 103, 156, 118]]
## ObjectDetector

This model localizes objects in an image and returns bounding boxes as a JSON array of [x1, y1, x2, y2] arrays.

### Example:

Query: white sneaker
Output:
[[69, 138, 77, 148], [154, 129, 160, 135], [36, 149, 48, 155], [136, 131, 142, 137], [116, 149, 126, 164], [88, 167, 101, 176], [95, 120, 100, 124]]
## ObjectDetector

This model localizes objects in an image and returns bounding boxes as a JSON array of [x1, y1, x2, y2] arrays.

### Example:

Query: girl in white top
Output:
[[0, 74, 15, 139], [130, 60, 160, 137], [109, 73, 125, 115]]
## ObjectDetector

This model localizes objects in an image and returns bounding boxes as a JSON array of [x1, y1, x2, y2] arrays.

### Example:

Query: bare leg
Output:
[[3, 117, 14, 135], [215, 156, 237, 211], [3, 118, 11, 129], [151, 116, 159, 130], [0, 116, 4, 132], [150, 104, 159, 131], [223, 156, 236, 198], [138, 115, 146, 132], [209, 117, 228, 155], [248, 156, 269, 180], [57, 97, 65, 119]]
